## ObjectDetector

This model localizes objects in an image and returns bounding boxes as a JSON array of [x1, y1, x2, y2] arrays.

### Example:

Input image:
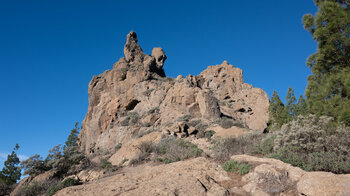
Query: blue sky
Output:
[[0, 0, 317, 168]]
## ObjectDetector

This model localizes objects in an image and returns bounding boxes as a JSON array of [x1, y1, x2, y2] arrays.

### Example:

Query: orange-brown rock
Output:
[[78, 31, 269, 154]]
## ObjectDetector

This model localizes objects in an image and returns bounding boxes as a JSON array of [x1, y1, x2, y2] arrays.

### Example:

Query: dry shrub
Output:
[[212, 133, 263, 162], [129, 141, 154, 166], [154, 137, 203, 163], [216, 117, 245, 129]]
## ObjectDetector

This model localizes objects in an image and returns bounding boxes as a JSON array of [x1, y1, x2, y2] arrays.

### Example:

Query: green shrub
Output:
[[204, 130, 216, 139], [155, 138, 203, 163], [46, 178, 80, 196], [61, 178, 80, 187], [47, 183, 61, 196], [222, 160, 251, 175], [255, 134, 276, 155], [272, 115, 350, 174], [99, 159, 112, 169], [156, 158, 173, 164]]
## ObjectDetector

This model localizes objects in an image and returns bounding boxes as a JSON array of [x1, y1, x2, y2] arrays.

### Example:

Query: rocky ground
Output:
[[54, 155, 350, 196]]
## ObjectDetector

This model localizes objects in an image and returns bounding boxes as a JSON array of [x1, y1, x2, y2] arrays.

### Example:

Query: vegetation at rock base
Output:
[[127, 138, 203, 166], [272, 115, 350, 174], [46, 177, 80, 196], [222, 160, 252, 175], [154, 138, 203, 164], [211, 133, 263, 162], [16, 123, 87, 195], [21, 123, 87, 178], [257, 115, 350, 174]]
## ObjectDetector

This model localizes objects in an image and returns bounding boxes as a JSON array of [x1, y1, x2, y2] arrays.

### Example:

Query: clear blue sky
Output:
[[0, 0, 317, 167]]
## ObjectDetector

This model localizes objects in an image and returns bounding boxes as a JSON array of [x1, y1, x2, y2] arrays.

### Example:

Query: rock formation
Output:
[[78, 31, 270, 154]]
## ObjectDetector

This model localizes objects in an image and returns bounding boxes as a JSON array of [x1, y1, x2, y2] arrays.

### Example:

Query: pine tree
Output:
[[20, 154, 48, 177], [285, 87, 297, 119], [0, 144, 21, 184], [64, 122, 80, 150], [303, 0, 350, 125], [269, 91, 289, 128], [296, 95, 308, 116]]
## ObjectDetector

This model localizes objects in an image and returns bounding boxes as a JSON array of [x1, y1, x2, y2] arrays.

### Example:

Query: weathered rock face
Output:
[[78, 31, 269, 154]]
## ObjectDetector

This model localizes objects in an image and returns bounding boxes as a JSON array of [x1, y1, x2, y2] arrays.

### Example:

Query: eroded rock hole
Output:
[[125, 99, 140, 110], [238, 108, 246, 112], [224, 96, 231, 100]]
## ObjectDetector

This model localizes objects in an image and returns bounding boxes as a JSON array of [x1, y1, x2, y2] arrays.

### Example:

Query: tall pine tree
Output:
[[296, 95, 308, 116], [285, 87, 298, 119], [303, 0, 350, 125], [0, 144, 21, 185], [269, 91, 289, 129], [64, 122, 80, 151]]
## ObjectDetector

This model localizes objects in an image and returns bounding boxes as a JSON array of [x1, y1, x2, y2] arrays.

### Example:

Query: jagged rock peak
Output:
[[124, 31, 145, 63], [118, 31, 166, 78], [222, 60, 230, 66]]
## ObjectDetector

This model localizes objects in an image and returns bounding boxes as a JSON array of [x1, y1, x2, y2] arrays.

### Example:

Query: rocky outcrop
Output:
[[55, 155, 350, 196], [78, 31, 269, 154]]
